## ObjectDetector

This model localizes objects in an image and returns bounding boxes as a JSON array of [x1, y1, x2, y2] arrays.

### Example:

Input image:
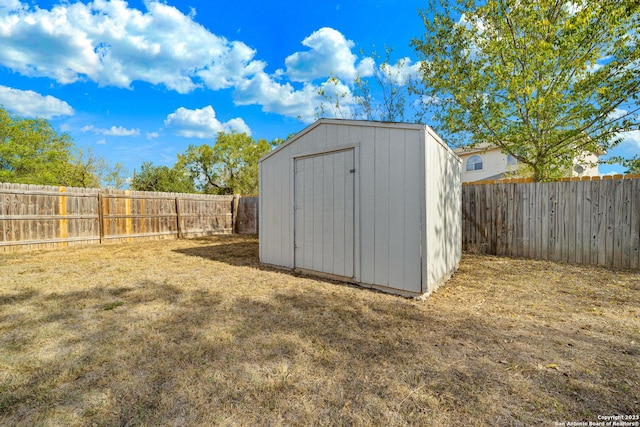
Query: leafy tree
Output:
[[316, 48, 424, 123], [130, 162, 195, 193], [102, 161, 130, 189], [606, 155, 640, 174], [352, 47, 421, 123], [0, 107, 129, 188], [0, 107, 76, 185], [63, 148, 129, 189], [316, 74, 352, 120], [63, 148, 103, 188], [411, 0, 639, 181], [177, 131, 274, 195]]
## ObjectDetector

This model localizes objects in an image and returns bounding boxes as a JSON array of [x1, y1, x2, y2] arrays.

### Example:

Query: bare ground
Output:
[[0, 235, 638, 426]]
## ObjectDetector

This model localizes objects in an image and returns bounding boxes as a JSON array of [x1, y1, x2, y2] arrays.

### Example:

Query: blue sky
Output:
[[0, 0, 637, 177]]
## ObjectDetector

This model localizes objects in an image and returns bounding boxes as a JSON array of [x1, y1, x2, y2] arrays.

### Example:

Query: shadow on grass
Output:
[[0, 282, 421, 425], [173, 239, 364, 293], [173, 240, 260, 267], [0, 289, 39, 305], [1, 243, 638, 425]]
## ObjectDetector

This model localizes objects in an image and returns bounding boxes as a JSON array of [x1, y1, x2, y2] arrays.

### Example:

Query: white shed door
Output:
[[294, 149, 355, 278]]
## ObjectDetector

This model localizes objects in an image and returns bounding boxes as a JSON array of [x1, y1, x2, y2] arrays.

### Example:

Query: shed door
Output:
[[294, 149, 355, 278]]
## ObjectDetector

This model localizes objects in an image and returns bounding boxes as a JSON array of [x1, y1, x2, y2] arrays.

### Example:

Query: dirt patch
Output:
[[0, 235, 638, 426]]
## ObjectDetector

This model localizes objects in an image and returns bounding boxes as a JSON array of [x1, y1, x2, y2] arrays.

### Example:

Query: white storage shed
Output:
[[259, 119, 461, 297]]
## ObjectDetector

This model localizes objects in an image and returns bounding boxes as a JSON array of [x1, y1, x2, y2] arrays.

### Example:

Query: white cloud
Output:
[[357, 57, 375, 77], [234, 72, 361, 123], [380, 58, 423, 86], [96, 138, 106, 145], [0, 0, 23, 11], [0, 85, 73, 118], [620, 130, 640, 148], [0, 0, 421, 126], [146, 132, 159, 140], [82, 124, 140, 136], [285, 27, 370, 82], [197, 41, 266, 90], [565, 1, 587, 15], [610, 108, 628, 120], [232, 27, 375, 121], [609, 109, 640, 148], [0, 0, 262, 93], [163, 106, 251, 138], [234, 72, 322, 123]]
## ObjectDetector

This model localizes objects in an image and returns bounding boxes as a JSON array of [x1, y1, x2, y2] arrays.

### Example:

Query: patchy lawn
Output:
[[0, 235, 638, 426]]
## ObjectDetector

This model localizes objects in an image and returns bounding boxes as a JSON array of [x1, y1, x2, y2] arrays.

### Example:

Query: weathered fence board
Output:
[[632, 179, 640, 269], [462, 175, 640, 269], [0, 183, 248, 252], [236, 196, 259, 234]]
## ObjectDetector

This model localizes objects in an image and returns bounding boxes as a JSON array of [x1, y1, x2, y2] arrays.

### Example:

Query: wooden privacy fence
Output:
[[0, 183, 257, 252], [462, 175, 640, 269], [235, 196, 259, 234]]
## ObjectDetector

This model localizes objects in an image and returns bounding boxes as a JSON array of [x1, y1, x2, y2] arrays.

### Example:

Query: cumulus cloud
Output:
[[0, 85, 73, 118], [285, 27, 371, 82], [234, 72, 323, 123], [0, 0, 23, 11], [197, 41, 266, 90], [163, 106, 251, 138], [0, 0, 262, 93], [609, 109, 640, 148], [232, 28, 381, 122], [357, 57, 375, 78], [380, 58, 423, 86], [620, 130, 640, 148], [0, 0, 420, 125], [81, 124, 140, 136]]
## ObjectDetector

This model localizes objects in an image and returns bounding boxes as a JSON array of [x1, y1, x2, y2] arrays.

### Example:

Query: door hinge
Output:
[[349, 168, 356, 173]]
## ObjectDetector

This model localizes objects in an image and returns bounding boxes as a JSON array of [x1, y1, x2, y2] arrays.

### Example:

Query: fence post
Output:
[[254, 197, 259, 234], [231, 195, 239, 234], [125, 190, 132, 239], [59, 186, 68, 247], [98, 193, 105, 244], [175, 197, 184, 239]]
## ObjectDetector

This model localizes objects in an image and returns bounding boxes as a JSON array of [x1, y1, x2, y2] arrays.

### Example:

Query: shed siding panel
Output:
[[349, 126, 363, 281], [302, 157, 315, 268], [373, 127, 391, 286], [332, 152, 347, 275], [359, 126, 376, 284], [403, 130, 423, 292], [424, 130, 461, 293], [423, 135, 436, 289], [260, 148, 277, 265], [281, 146, 292, 265], [312, 155, 324, 272], [322, 156, 335, 273], [343, 150, 355, 277], [388, 129, 406, 290]]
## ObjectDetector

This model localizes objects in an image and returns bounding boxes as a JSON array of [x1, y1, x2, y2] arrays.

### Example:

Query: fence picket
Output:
[[631, 178, 640, 269], [0, 183, 253, 252], [4, 177, 638, 270], [461, 176, 639, 270]]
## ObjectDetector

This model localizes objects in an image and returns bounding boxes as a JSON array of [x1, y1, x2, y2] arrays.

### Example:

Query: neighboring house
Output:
[[454, 143, 600, 182]]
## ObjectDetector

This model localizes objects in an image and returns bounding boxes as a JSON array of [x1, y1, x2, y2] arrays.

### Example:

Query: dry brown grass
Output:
[[0, 235, 638, 426]]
